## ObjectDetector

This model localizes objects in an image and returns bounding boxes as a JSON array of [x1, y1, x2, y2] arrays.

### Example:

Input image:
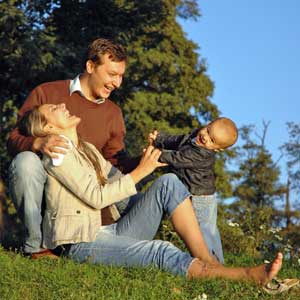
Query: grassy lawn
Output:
[[0, 247, 299, 300]]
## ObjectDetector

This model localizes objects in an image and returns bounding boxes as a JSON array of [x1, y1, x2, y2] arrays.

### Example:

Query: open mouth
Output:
[[104, 85, 114, 93]]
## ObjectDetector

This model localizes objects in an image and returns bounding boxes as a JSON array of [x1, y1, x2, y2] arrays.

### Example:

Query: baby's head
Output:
[[196, 117, 238, 151]]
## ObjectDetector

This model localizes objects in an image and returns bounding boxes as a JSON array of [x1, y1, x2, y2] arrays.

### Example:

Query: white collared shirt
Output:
[[69, 74, 105, 104]]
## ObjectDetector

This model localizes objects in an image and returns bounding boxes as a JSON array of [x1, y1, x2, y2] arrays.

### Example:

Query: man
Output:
[[7, 38, 136, 258]]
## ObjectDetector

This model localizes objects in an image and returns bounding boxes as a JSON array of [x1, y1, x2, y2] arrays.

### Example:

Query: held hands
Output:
[[130, 145, 167, 184], [32, 135, 70, 158], [148, 130, 159, 146]]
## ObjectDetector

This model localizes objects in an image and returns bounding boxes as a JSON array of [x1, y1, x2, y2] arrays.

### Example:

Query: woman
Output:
[[18, 103, 282, 283]]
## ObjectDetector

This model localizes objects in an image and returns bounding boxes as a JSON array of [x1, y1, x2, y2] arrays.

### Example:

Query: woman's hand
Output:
[[130, 145, 167, 183]]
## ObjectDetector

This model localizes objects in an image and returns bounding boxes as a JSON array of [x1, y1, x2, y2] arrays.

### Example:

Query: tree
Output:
[[45, 1, 218, 152], [232, 122, 285, 208], [282, 122, 300, 194], [279, 122, 300, 232], [0, 0, 63, 245], [0, 0, 63, 182], [1, 1, 234, 245]]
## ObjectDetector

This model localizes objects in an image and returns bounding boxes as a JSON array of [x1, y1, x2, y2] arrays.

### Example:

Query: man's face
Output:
[[87, 53, 126, 100]]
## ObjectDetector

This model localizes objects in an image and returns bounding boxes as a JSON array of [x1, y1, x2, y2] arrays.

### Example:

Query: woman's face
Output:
[[39, 103, 81, 131]]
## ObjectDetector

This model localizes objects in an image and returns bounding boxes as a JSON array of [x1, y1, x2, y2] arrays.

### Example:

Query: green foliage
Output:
[[219, 202, 273, 256], [45, 0, 218, 155], [1, 247, 300, 300], [232, 124, 285, 207], [0, 0, 63, 181], [218, 201, 300, 264], [214, 148, 238, 198], [282, 122, 300, 193]]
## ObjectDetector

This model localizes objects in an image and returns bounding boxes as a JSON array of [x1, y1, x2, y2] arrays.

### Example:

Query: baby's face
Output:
[[195, 120, 232, 151]]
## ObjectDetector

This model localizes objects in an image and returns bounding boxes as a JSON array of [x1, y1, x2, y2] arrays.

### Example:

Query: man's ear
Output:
[[86, 60, 95, 74]]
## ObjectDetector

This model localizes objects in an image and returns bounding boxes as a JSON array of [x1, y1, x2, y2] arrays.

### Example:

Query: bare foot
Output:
[[248, 252, 283, 285]]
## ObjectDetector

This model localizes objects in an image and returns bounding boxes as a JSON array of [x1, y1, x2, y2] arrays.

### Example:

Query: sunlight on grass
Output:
[[1, 247, 299, 300]]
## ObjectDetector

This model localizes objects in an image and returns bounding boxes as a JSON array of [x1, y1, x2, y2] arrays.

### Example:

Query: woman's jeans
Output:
[[8, 152, 224, 270], [68, 174, 194, 276]]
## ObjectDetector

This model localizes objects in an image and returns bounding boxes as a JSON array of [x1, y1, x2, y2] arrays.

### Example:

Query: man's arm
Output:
[[101, 108, 140, 173], [7, 87, 43, 157], [7, 85, 71, 158]]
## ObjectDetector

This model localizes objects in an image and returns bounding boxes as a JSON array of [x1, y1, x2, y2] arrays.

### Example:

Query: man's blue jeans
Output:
[[67, 174, 194, 276], [8, 152, 47, 253]]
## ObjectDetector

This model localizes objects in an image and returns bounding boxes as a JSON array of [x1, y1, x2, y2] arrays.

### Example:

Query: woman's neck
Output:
[[58, 127, 79, 146]]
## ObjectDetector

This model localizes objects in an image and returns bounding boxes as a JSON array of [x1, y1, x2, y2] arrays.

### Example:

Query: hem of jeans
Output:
[[185, 257, 199, 278], [191, 194, 215, 199], [167, 192, 192, 219]]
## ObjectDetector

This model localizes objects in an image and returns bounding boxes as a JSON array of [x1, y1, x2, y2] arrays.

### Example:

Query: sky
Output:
[[180, 0, 300, 207]]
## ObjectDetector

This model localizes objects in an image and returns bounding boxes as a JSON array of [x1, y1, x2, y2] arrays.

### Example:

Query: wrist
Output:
[[129, 167, 144, 184]]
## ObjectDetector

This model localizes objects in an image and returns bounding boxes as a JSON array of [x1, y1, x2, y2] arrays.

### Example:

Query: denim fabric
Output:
[[68, 174, 194, 276], [192, 195, 224, 263], [8, 151, 47, 253]]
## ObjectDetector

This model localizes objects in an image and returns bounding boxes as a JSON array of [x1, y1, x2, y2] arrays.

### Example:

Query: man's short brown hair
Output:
[[85, 38, 127, 68]]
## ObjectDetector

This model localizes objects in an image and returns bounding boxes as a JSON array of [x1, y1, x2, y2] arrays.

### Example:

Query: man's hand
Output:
[[32, 135, 70, 158], [130, 145, 167, 183], [148, 130, 159, 146]]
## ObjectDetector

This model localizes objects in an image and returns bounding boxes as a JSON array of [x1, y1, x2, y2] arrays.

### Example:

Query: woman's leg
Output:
[[116, 173, 214, 263], [68, 225, 194, 277], [116, 173, 191, 241], [192, 195, 224, 263], [67, 225, 283, 284], [188, 252, 283, 285], [171, 197, 215, 263]]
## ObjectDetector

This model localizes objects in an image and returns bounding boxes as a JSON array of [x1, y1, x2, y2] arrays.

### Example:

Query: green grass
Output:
[[0, 247, 299, 300]]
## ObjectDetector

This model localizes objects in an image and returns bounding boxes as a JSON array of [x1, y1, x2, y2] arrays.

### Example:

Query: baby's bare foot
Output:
[[248, 252, 283, 285]]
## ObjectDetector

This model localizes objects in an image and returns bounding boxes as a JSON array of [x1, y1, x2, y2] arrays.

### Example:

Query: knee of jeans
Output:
[[157, 173, 180, 187], [11, 151, 44, 177]]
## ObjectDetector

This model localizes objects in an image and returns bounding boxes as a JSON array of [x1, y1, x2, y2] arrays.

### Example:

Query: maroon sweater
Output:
[[7, 80, 126, 166]]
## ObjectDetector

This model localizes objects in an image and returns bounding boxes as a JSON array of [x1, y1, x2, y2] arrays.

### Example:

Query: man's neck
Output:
[[79, 73, 96, 102]]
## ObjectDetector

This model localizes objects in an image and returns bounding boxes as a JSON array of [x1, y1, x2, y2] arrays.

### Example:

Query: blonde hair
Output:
[[18, 107, 107, 186]]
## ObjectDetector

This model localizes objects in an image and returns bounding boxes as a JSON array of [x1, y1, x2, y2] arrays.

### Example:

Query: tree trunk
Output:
[[285, 178, 292, 229]]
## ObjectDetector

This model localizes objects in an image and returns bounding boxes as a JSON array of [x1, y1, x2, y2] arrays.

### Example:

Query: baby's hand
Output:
[[148, 130, 159, 145]]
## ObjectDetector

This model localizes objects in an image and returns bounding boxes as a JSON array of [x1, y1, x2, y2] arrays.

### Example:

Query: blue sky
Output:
[[180, 0, 300, 207]]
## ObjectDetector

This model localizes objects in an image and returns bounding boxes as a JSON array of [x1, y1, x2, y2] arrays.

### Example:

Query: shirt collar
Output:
[[69, 74, 106, 104]]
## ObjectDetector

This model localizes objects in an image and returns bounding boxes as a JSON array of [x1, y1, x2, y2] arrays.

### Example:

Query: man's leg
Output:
[[8, 151, 47, 254], [192, 195, 224, 263]]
